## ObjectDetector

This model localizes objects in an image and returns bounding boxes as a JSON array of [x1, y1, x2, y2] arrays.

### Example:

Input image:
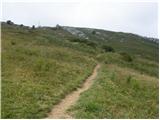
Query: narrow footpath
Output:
[[47, 64, 101, 119]]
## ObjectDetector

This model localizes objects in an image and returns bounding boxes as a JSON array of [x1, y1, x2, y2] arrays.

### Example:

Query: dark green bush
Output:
[[120, 52, 133, 62], [32, 25, 35, 29], [6, 20, 14, 25], [11, 41, 16, 45], [86, 41, 97, 48], [20, 24, 24, 27], [92, 30, 96, 35], [70, 38, 81, 42], [102, 45, 115, 52], [70, 38, 97, 48]]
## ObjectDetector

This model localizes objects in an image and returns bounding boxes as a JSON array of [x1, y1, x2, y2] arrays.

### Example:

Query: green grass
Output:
[[96, 52, 158, 77], [78, 27, 158, 62], [69, 64, 158, 118], [1, 23, 97, 118], [1, 22, 159, 119]]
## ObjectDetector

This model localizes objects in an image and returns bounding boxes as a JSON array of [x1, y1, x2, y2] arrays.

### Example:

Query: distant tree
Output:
[[6, 20, 14, 25], [102, 45, 115, 52], [92, 30, 96, 35], [20, 24, 24, 27], [56, 24, 61, 29], [32, 25, 35, 29]]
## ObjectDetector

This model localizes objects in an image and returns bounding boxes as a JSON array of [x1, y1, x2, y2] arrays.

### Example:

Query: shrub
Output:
[[70, 38, 97, 48], [86, 41, 97, 48], [126, 75, 132, 84], [70, 38, 81, 42], [56, 24, 61, 29], [102, 45, 115, 52], [92, 30, 96, 35], [11, 41, 16, 45], [20, 24, 24, 27], [119, 52, 133, 62], [6, 20, 14, 25], [32, 25, 35, 29]]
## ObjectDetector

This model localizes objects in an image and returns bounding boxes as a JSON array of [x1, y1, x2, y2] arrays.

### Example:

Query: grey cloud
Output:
[[2, 2, 158, 37]]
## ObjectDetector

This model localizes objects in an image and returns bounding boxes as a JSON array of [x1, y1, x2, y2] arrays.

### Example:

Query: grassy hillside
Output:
[[1, 23, 97, 118], [68, 64, 158, 118], [1, 22, 159, 118], [77, 27, 158, 62]]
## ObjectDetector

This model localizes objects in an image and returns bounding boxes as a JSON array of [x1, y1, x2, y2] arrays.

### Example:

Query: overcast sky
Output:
[[2, 0, 158, 38]]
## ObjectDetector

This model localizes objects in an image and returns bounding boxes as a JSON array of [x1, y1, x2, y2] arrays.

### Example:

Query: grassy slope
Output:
[[78, 28, 158, 62], [66, 28, 159, 118], [69, 64, 158, 118], [1, 24, 96, 118], [1, 23, 159, 118], [96, 52, 158, 77]]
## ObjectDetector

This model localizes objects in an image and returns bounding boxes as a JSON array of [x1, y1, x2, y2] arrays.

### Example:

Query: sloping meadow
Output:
[[69, 64, 158, 118], [1, 23, 159, 119], [1, 24, 96, 118]]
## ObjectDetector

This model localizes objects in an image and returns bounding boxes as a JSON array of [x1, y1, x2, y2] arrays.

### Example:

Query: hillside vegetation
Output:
[[1, 22, 159, 118], [69, 64, 158, 118], [2, 23, 96, 118]]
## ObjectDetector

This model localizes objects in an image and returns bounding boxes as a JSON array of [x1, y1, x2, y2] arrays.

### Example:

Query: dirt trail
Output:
[[47, 64, 101, 119]]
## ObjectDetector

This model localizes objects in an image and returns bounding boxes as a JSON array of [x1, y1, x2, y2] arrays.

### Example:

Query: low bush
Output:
[[20, 24, 24, 27], [32, 25, 35, 29], [126, 75, 132, 84], [70, 38, 97, 48], [119, 52, 133, 62], [6, 20, 14, 25], [11, 41, 16, 45], [102, 45, 115, 52], [92, 30, 96, 35]]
